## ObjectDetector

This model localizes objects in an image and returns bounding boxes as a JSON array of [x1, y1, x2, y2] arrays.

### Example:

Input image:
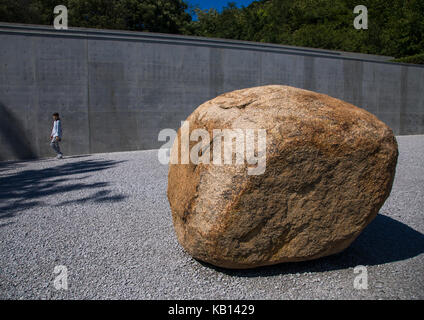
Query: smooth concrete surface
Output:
[[1, 22, 423, 160]]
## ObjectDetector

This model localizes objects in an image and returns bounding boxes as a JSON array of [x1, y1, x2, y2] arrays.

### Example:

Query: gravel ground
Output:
[[0, 135, 423, 300]]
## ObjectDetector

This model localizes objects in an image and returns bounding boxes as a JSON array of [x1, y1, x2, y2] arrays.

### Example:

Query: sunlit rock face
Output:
[[167, 85, 398, 269]]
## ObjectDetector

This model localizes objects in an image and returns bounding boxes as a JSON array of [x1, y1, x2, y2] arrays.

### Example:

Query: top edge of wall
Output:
[[1, 21, 422, 68]]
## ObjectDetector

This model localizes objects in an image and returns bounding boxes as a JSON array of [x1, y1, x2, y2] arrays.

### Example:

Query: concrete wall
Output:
[[1, 23, 423, 160]]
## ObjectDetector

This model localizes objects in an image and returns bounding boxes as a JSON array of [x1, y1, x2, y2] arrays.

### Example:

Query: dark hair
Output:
[[53, 113, 60, 119]]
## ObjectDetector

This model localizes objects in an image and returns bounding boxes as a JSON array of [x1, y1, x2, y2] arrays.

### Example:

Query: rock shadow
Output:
[[197, 214, 424, 277]]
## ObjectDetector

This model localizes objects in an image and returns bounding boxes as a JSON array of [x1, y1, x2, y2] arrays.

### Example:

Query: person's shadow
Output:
[[197, 214, 424, 276]]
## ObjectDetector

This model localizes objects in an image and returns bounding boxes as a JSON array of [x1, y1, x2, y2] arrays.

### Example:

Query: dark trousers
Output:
[[50, 138, 62, 155]]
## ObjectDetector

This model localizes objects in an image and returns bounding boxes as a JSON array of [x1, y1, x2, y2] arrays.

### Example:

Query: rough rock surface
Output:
[[167, 85, 398, 269]]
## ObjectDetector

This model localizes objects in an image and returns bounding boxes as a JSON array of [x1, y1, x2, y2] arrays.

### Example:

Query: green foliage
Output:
[[0, 0, 192, 34], [391, 53, 424, 65], [190, 0, 424, 63]]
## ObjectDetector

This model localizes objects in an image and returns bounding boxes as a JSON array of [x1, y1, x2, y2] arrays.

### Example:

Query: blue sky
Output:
[[187, 0, 256, 16]]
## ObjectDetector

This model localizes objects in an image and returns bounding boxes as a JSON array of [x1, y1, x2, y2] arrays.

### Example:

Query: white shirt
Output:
[[51, 120, 62, 139]]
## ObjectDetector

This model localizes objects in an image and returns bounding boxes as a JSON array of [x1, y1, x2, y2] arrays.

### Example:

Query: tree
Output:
[[0, 0, 192, 34], [188, 0, 424, 61]]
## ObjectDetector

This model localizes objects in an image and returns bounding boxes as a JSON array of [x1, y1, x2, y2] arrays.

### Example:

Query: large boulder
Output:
[[167, 85, 398, 269]]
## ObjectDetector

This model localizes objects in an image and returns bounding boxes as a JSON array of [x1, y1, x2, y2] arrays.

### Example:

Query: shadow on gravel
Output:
[[0, 161, 24, 174], [0, 159, 127, 219], [198, 214, 424, 276]]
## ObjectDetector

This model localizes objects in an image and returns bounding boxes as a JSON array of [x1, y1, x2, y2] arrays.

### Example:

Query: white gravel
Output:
[[0, 135, 423, 300]]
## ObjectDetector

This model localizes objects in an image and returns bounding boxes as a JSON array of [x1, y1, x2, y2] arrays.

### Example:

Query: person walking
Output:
[[50, 112, 63, 159]]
